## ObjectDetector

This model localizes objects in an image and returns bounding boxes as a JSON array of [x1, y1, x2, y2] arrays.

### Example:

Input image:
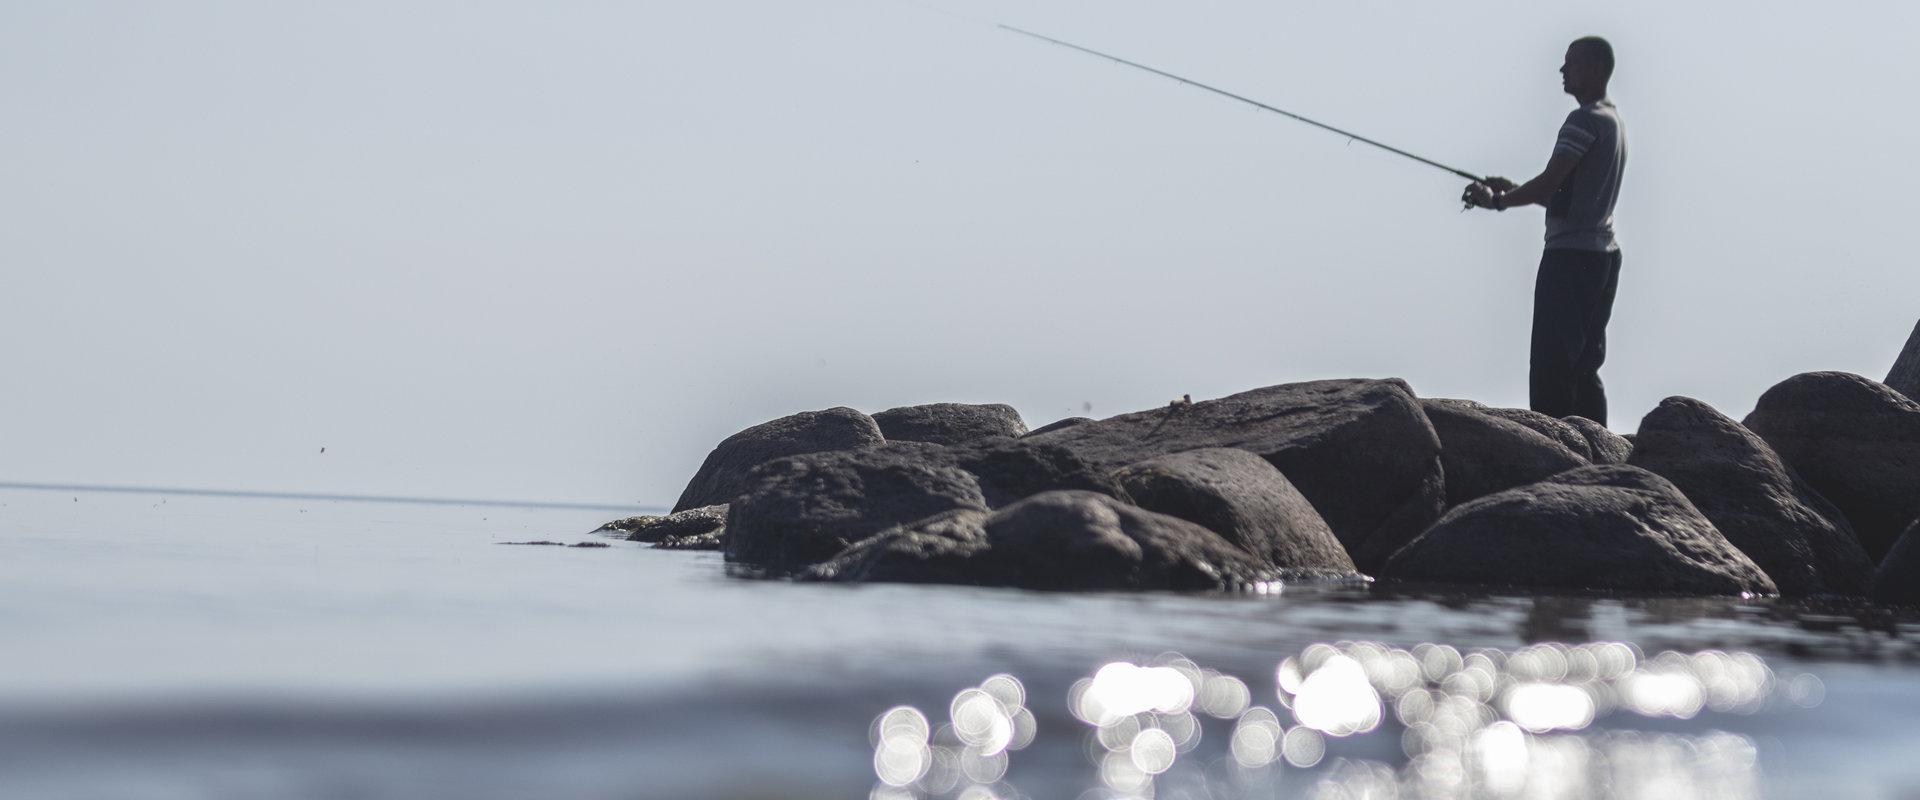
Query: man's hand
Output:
[[1484, 176, 1517, 192], [1462, 181, 1496, 209]]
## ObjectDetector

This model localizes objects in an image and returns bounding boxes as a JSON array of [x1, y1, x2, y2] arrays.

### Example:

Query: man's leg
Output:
[[1569, 250, 1623, 425], [1529, 251, 1580, 418], [1530, 250, 1614, 420]]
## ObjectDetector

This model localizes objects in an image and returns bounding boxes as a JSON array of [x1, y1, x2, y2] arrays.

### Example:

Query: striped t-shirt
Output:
[[1544, 99, 1626, 253]]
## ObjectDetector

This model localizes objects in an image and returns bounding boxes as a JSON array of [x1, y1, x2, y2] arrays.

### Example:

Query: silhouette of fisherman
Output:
[[1464, 37, 1626, 425]]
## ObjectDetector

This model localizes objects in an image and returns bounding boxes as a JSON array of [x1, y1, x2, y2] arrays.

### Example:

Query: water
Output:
[[3, 488, 1919, 798]]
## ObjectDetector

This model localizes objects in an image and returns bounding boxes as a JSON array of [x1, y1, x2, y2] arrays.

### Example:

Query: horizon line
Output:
[[0, 481, 657, 514]]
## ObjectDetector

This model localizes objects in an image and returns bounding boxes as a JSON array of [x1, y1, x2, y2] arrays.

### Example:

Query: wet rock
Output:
[[1564, 416, 1632, 464], [673, 407, 884, 512], [654, 529, 725, 551], [1023, 416, 1095, 437], [1869, 520, 1920, 606], [1421, 398, 1588, 508], [600, 504, 727, 544], [1382, 465, 1777, 595], [1628, 397, 1875, 596], [807, 491, 1270, 590], [723, 446, 988, 571], [1024, 379, 1444, 573], [873, 402, 1027, 445], [1112, 448, 1356, 575], [1887, 320, 1920, 402], [1742, 372, 1920, 560]]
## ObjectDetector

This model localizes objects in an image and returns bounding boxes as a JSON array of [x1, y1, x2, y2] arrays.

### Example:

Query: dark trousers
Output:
[[1530, 248, 1622, 425]]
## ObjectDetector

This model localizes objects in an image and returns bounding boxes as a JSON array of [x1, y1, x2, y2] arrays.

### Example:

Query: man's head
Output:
[[1560, 36, 1613, 99]]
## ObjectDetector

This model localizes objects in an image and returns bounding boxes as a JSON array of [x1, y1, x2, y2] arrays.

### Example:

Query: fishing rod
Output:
[[998, 24, 1489, 183]]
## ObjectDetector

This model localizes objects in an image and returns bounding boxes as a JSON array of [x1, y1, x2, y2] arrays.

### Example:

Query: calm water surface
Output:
[[2, 488, 1918, 798]]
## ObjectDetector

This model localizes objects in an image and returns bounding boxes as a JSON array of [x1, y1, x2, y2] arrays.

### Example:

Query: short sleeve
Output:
[[1553, 111, 1598, 160]]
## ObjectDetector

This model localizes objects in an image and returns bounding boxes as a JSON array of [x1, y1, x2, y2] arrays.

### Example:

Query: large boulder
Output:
[[1869, 520, 1920, 606], [723, 445, 988, 571], [673, 407, 884, 512], [1742, 372, 1920, 560], [1628, 397, 1875, 596], [873, 402, 1028, 445], [1886, 320, 1920, 403], [1113, 448, 1356, 575], [806, 491, 1271, 590], [1381, 465, 1777, 595], [1024, 379, 1444, 572], [1564, 416, 1632, 464], [1421, 399, 1589, 508]]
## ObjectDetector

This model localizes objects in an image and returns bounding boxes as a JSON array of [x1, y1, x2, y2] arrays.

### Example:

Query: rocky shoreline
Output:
[[602, 323, 1920, 603]]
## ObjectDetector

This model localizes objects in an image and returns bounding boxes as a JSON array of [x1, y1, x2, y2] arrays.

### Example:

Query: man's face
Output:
[[1560, 46, 1602, 96]]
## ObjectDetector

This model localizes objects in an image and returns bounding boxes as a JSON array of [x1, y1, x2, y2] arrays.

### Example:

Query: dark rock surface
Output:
[[1869, 520, 1920, 606], [1886, 320, 1920, 403], [1113, 448, 1356, 575], [947, 437, 1124, 507], [1421, 398, 1588, 508], [1742, 372, 1920, 560], [1024, 379, 1444, 572], [1023, 417, 1095, 437], [1628, 397, 1875, 596], [1564, 416, 1633, 464], [673, 407, 884, 512], [1490, 406, 1594, 460], [1382, 465, 1777, 595], [801, 509, 993, 585], [873, 402, 1028, 446], [807, 491, 1271, 590], [723, 446, 988, 571], [602, 504, 728, 544]]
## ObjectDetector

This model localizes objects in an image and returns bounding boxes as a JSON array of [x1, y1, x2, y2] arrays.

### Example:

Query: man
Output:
[[1464, 36, 1626, 425]]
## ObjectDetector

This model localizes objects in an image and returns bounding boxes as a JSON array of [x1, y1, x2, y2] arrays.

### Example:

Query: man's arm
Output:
[[1464, 153, 1578, 210]]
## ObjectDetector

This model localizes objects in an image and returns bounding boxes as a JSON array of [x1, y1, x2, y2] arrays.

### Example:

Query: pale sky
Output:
[[2, 1, 1914, 506]]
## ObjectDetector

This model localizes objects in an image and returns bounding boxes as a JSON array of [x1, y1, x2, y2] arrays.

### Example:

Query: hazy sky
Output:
[[3, 1, 1915, 506]]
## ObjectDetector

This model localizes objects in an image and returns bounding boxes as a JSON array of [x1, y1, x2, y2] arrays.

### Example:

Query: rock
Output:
[[802, 509, 993, 585], [1628, 397, 1875, 596], [655, 529, 725, 551], [843, 438, 1122, 507], [1742, 372, 1920, 560], [1024, 379, 1444, 572], [673, 407, 884, 512], [873, 402, 1027, 445], [602, 504, 727, 544], [1024, 417, 1095, 437], [947, 437, 1124, 507], [807, 491, 1270, 590], [1420, 398, 1589, 508], [1563, 416, 1632, 464], [722, 445, 989, 571], [497, 541, 609, 548], [1886, 320, 1920, 402], [1869, 520, 1920, 606], [1112, 448, 1356, 575], [1382, 465, 1777, 595]]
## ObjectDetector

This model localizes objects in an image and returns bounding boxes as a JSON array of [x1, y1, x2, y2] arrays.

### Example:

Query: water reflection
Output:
[[872, 641, 1823, 798]]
